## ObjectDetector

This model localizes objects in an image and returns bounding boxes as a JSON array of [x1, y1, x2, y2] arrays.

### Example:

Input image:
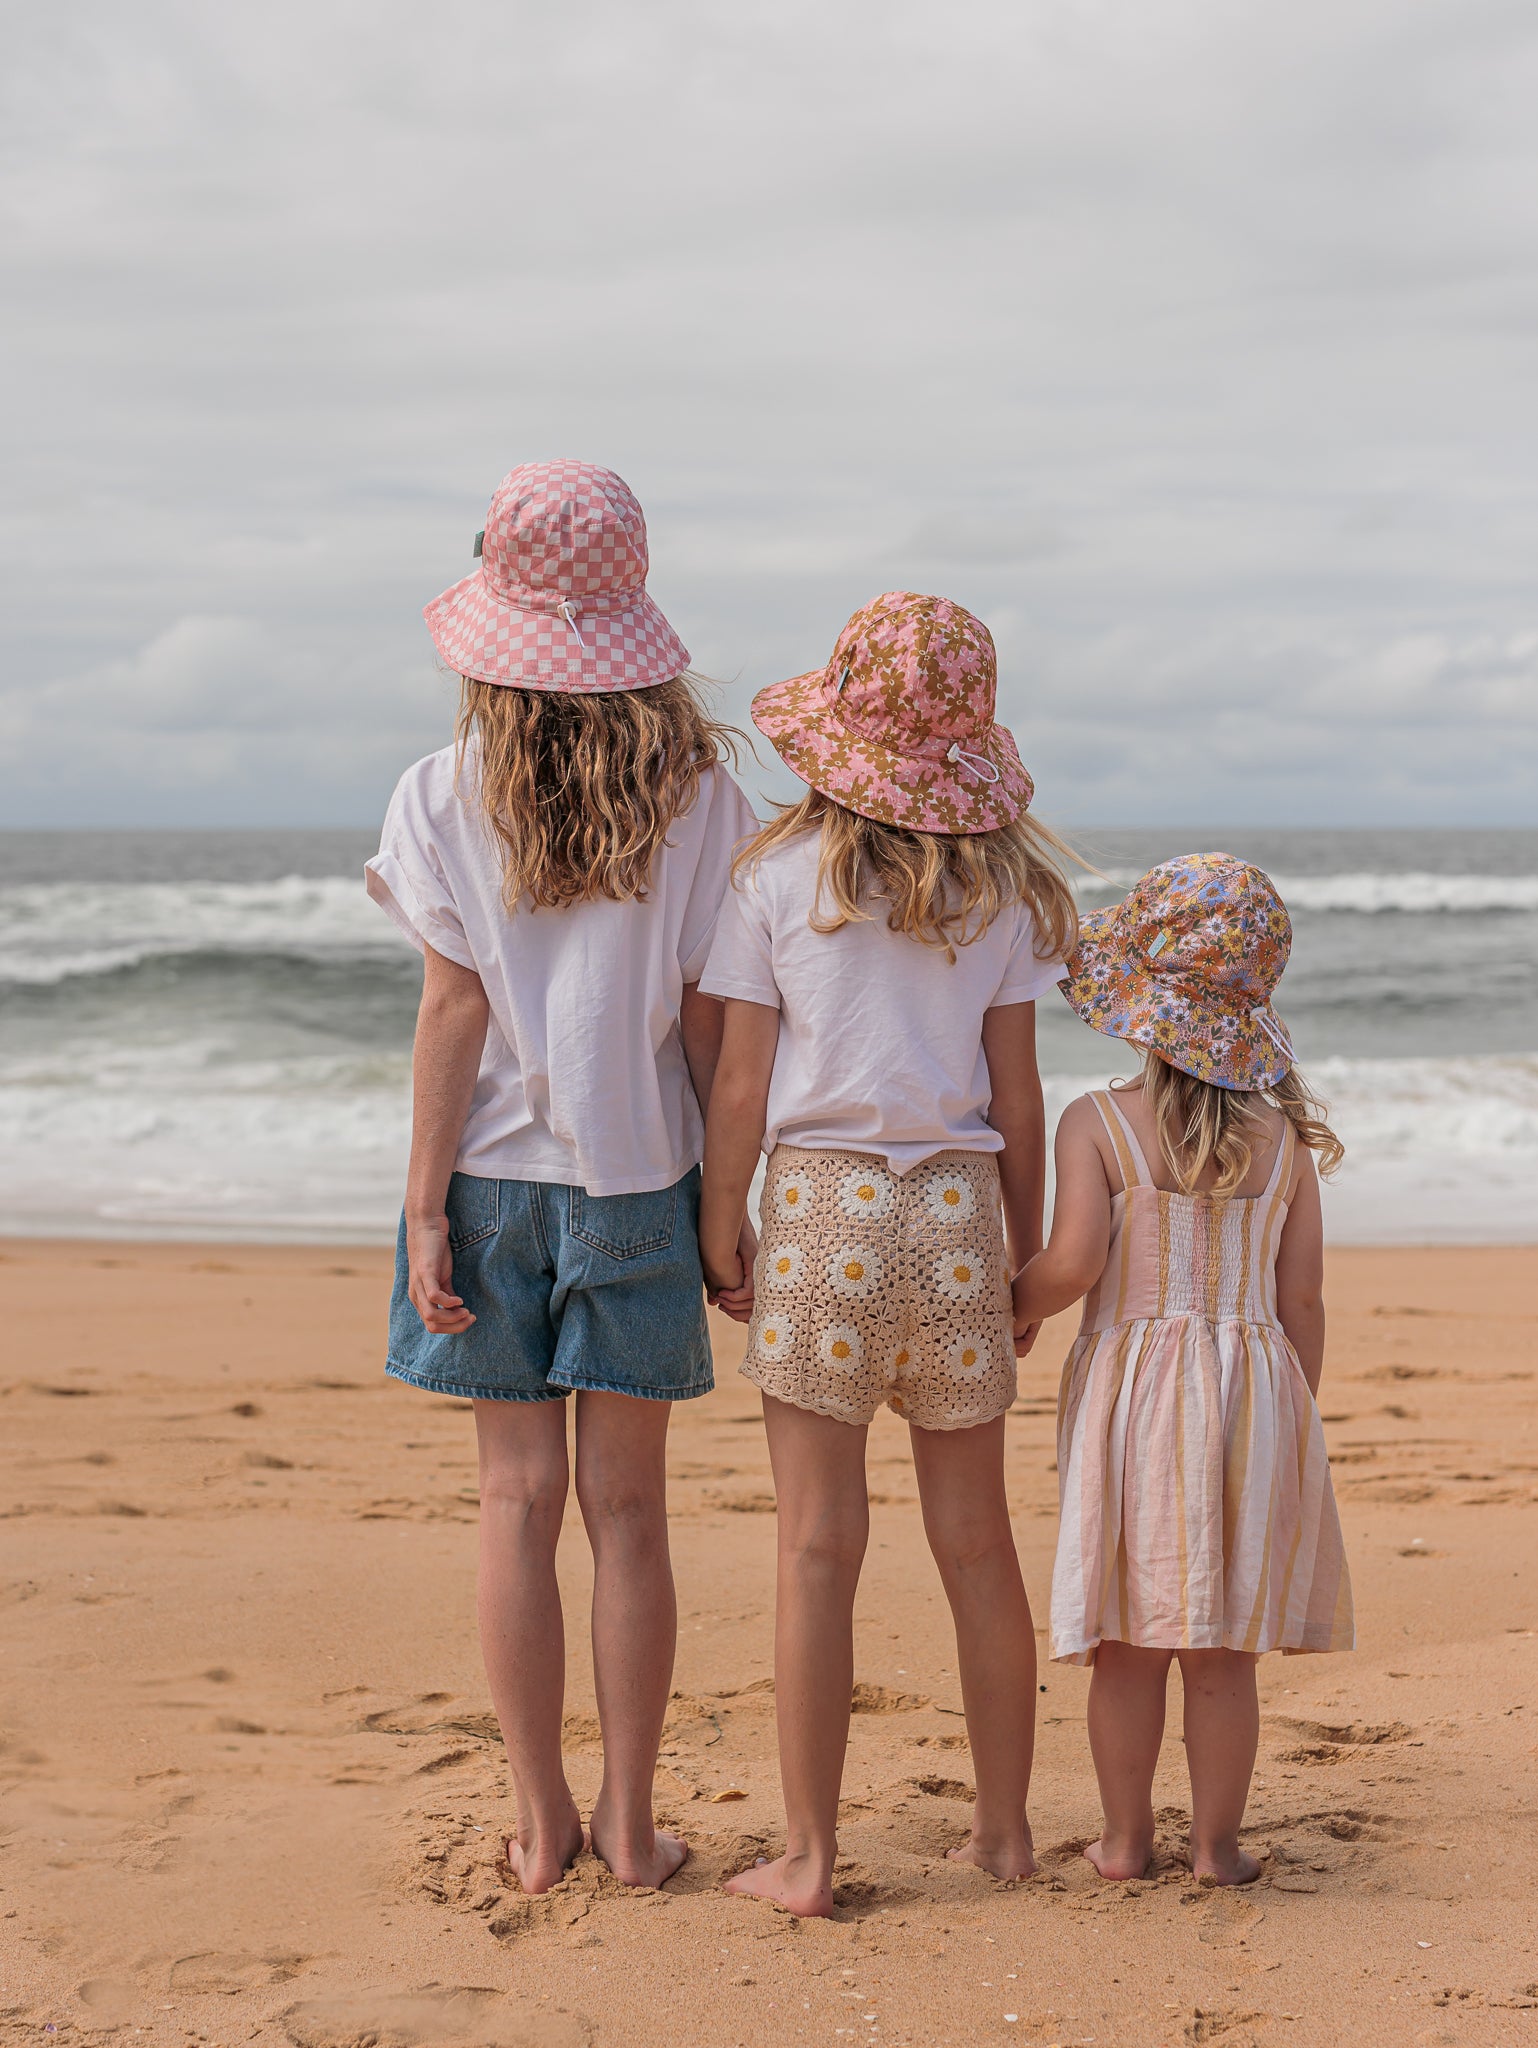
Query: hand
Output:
[[702, 1220, 757, 1326], [406, 1215, 476, 1334], [1010, 1267, 1038, 1357]]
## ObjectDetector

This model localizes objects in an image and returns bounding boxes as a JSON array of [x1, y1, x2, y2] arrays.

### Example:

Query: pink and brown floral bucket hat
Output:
[[752, 590, 1033, 834], [1059, 853, 1297, 1091], [424, 460, 690, 692]]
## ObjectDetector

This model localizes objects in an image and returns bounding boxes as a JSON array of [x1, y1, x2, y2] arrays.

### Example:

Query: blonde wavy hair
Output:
[[1129, 1050, 1345, 1199], [456, 675, 741, 910], [735, 787, 1082, 963]]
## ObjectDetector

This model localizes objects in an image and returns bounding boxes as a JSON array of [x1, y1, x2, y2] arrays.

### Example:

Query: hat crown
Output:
[[823, 592, 998, 755], [1125, 855, 1291, 1005], [480, 460, 648, 608]]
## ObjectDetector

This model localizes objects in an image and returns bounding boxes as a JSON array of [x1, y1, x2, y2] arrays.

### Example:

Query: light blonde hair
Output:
[[456, 675, 742, 910], [1129, 1049, 1345, 1199], [735, 787, 1082, 963]]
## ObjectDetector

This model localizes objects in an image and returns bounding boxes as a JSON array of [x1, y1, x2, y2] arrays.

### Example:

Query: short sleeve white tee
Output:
[[698, 832, 1063, 1172], [366, 748, 758, 1195]]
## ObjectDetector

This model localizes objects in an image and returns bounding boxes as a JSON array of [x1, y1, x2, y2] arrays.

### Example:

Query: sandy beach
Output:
[[2, 1240, 1536, 2048]]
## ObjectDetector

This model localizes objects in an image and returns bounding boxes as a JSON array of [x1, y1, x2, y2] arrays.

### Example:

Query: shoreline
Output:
[[3, 1239, 1536, 2046]]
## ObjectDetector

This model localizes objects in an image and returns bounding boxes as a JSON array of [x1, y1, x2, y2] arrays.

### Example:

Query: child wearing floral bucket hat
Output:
[[1013, 853, 1354, 1888], [697, 589, 1083, 1914], [366, 461, 758, 1897]]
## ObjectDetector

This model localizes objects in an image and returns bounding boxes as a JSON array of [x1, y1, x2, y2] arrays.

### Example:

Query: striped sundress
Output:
[[1050, 1090, 1354, 1665]]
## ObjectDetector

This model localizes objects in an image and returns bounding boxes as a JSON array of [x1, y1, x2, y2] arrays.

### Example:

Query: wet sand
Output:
[[2, 1240, 1536, 2048]]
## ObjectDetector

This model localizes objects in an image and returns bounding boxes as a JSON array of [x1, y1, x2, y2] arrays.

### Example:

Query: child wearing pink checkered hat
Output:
[[696, 590, 1083, 1914], [367, 461, 758, 1896]]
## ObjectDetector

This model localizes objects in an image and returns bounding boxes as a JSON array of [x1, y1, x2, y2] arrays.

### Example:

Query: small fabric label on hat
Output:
[[1147, 928, 1173, 958]]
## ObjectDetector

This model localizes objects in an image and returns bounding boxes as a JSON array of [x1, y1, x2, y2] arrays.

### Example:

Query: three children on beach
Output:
[[366, 461, 1354, 1912]]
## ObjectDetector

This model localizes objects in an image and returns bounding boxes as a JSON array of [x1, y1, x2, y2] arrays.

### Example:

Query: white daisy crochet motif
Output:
[[933, 1249, 984, 1301], [925, 1170, 976, 1223], [819, 1324, 863, 1370], [946, 1335, 991, 1382], [773, 1171, 815, 1220], [754, 1314, 794, 1362], [765, 1244, 805, 1288], [838, 1166, 894, 1222], [827, 1244, 882, 1299]]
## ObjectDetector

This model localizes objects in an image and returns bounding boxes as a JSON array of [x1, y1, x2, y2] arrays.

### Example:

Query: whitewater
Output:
[[0, 827, 1533, 1243]]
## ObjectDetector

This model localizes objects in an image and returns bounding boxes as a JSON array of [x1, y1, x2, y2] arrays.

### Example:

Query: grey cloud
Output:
[[2, 0, 1535, 825]]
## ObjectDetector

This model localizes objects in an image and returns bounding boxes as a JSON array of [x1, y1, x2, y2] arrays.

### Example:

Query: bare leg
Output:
[[725, 1396, 869, 1918], [1084, 1639, 1173, 1879], [474, 1397, 584, 1894], [1178, 1648, 1261, 1884], [908, 1415, 1036, 1879], [575, 1390, 688, 1888]]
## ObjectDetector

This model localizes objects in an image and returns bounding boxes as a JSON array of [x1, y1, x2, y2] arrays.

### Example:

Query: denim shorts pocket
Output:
[[567, 1182, 678, 1260], [445, 1171, 500, 1251]]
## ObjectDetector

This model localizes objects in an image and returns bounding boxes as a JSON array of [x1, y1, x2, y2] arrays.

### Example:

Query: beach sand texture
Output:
[[3, 1242, 1536, 2048]]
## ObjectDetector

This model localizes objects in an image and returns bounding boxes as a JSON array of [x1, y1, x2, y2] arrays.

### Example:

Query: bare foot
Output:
[[588, 1815, 689, 1889], [948, 1828, 1037, 1882], [724, 1853, 834, 1918], [1084, 1834, 1152, 1880], [1191, 1845, 1261, 1886], [505, 1810, 586, 1895]]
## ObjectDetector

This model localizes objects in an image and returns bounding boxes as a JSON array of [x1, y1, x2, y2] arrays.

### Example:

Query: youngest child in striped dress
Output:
[[1012, 854, 1353, 1887]]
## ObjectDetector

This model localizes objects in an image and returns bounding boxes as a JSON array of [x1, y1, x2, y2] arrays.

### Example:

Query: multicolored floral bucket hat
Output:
[[423, 460, 690, 692], [1059, 853, 1296, 1091], [751, 590, 1033, 834]]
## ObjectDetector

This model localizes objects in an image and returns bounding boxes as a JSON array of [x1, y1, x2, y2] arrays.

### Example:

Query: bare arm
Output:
[[1275, 1148, 1326, 1396], [404, 944, 490, 1335], [679, 982, 724, 1117], [981, 1001, 1047, 1271], [698, 997, 779, 1319], [1011, 1097, 1114, 1329]]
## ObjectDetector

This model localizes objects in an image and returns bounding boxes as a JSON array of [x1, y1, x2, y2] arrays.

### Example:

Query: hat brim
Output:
[[752, 670, 1032, 833], [1059, 905, 1294, 1091], [424, 570, 690, 692]]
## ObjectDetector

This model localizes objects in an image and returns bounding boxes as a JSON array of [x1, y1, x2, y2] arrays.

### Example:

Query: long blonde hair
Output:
[[735, 787, 1082, 962], [1131, 1050, 1345, 1199], [456, 675, 741, 910]]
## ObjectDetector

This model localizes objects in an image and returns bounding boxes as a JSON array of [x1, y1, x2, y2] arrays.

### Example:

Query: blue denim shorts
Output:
[[387, 1166, 714, 1404]]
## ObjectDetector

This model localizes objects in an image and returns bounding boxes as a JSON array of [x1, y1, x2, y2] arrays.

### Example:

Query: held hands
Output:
[[704, 1216, 759, 1325], [1011, 1264, 1041, 1359], [407, 1214, 476, 1335]]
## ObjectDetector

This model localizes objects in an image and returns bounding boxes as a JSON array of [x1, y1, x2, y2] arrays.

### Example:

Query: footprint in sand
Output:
[[282, 1987, 585, 2048]]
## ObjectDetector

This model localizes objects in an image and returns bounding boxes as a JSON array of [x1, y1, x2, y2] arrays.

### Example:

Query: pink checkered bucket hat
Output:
[[424, 460, 690, 692], [752, 591, 1033, 834]]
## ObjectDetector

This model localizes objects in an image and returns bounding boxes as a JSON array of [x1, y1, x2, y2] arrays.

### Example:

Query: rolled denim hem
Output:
[[547, 1372, 715, 1403], [385, 1361, 568, 1403]]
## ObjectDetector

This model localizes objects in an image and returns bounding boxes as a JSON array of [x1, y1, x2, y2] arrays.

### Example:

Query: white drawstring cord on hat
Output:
[[946, 741, 1001, 785], [557, 597, 589, 651], [1253, 1009, 1295, 1060]]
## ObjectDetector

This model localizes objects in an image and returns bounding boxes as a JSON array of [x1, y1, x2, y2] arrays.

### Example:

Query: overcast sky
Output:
[[3, 0, 1536, 829]]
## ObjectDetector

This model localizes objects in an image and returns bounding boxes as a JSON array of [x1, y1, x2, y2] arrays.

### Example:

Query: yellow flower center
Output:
[[775, 1256, 791, 1275], [857, 1183, 875, 1202], [843, 1261, 864, 1281], [954, 1264, 971, 1284], [763, 1329, 778, 1346], [894, 1349, 910, 1369], [831, 1339, 851, 1360], [943, 1187, 961, 1206], [785, 1187, 800, 1204], [962, 1347, 977, 1368]]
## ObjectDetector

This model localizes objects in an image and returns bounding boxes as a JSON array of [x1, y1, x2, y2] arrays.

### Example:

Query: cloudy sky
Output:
[[3, 0, 1536, 828]]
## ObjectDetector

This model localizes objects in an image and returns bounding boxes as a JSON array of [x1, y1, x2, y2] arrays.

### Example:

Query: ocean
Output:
[[0, 827, 1534, 1244]]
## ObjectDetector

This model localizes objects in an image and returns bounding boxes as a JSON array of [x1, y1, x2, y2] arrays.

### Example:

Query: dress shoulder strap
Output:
[[1089, 1089, 1154, 1191], [1261, 1115, 1297, 1201]]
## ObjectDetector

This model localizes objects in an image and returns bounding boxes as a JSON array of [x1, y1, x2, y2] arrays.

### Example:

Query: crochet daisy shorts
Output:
[[741, 1145, 1017, 1431]]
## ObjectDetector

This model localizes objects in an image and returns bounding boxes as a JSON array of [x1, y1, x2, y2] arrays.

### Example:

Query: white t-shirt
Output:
[[366, 748, 758, 1195], [699, 831, 1064, 1172]]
